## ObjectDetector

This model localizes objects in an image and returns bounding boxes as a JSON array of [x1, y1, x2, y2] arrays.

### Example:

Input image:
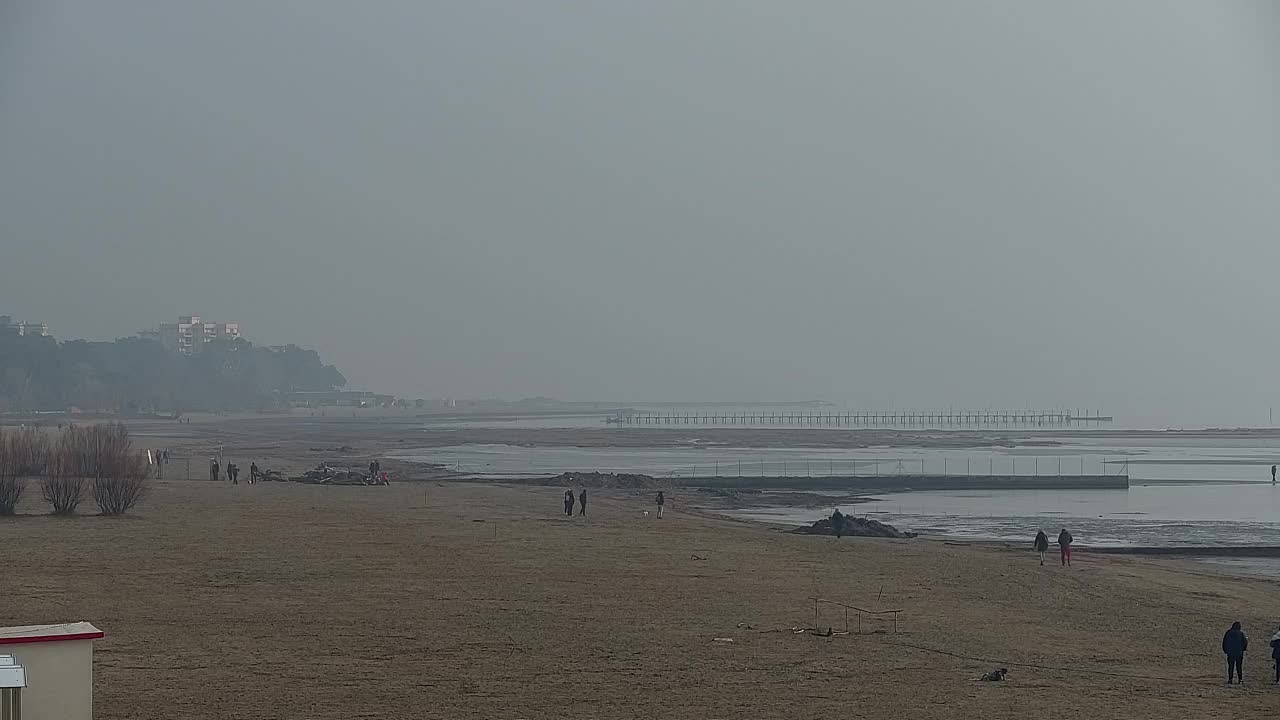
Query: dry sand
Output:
[[4, 475, 1280, 719]]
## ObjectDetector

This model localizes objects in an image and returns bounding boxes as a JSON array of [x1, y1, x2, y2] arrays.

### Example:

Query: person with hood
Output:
[[1057, 528, 1074, 567], [1033, 530, 1050, 565], [831, 508, 846, 539], [1270, 626, 1280, 683], [1223, 621, 1248, 684]]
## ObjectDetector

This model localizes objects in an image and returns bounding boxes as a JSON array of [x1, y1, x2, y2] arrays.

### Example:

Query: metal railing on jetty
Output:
[[606, 409, 1112, 428]]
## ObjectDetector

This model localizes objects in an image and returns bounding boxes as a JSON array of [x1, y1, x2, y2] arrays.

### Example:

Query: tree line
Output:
[[0, 423, 148, 516], [0, 333, 346, 413]]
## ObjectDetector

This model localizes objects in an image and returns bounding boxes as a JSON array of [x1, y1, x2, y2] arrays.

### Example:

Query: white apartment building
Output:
[[140, 315, 241, 354], [0, 315, 50, 337]]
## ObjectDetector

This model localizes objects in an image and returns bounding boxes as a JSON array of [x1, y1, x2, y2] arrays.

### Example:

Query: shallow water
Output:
[[732, 483, 1280, 548], [397, 438, 1280, 552], [399, 440, 1280, 484]]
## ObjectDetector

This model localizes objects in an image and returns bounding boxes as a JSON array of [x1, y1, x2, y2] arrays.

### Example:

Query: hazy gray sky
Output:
[[2, 2, 1278, 426]]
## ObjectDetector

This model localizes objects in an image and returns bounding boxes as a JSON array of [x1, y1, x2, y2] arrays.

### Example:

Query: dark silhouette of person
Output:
[[578, 489, 587, 516], [1057, 528, 1073, 567], [1270, 627, 1280, 683], [831, 509, 846, 539], [564, 490, 575, 516], [250, 462, 260, 484], [228, 463, 239, 485], [210, 459, 220, 482], [1272, 464, 1276, 484], [1034, 531, 1050, 565], [369, 459, 380, 479], [655, 491, 665, 519], [1223, 621, 1248, 684]]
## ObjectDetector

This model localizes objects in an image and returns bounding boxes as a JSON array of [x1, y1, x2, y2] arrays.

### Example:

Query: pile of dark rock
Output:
[[790, 513, 916, 538]]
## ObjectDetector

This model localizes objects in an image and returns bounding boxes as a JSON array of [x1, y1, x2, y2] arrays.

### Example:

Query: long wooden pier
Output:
[[607, 409, 1112, 428]]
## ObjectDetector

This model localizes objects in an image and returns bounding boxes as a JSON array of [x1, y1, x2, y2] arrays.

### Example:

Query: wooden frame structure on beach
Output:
[[809, 597, 903, 635]]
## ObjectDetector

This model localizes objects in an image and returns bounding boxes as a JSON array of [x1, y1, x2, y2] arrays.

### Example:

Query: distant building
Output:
[[0, 315, 50, 337], [140, 315, 241, 354]]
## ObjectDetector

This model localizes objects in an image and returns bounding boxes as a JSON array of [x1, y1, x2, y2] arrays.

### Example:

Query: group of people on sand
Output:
[[1032, 528, 1073, 566], [564, 489, 587, 516], [1217, 621, 1280, 685], [560, 489, 667, 518], [210, 458, 262, 485]]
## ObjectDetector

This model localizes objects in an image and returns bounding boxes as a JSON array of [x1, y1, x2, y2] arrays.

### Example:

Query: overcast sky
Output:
[[2, 2, 1278, 426]]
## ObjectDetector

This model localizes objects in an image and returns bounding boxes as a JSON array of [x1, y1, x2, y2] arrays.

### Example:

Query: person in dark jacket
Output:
[[1033, 531, 1049, 565], [564, 490, 575, 516], [1057, 528, 1073, 567], [578, 489, 587, 516], [1269, 627, 1280, 683], [831, 509, 846, 539], [655, 491, 665, 519], [1223, 621, 1248, 684]]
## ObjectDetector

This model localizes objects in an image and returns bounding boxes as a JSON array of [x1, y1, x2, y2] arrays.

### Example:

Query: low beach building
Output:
[[0, 622, 103, 720]]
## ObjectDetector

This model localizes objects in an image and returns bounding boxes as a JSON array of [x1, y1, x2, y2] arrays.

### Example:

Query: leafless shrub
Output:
[[37, 424, 149, 516], [43, 432, 89, 515], [0, 426, 50, 515], [93, 447, 148, 516]]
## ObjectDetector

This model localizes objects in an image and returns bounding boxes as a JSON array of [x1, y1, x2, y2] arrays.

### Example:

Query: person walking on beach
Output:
[[1272, 464, 1276, 484], [1270, 626, 1280, 683], [578, 489, 587, 516], [250, 462, 260, 484], [369, 459, 380, 481], [655, 491, 665, 519], [1033, 530, 1050, 565], [831, 508, 846, 539], [210, 458, 220, 482], [1223, 621, 1248, 684], [564, 490, 575, 516], [1057, 528, 1073, 566], [228, 463, 239, 485]]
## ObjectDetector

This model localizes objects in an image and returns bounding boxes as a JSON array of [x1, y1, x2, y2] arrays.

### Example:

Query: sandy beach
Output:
[[4, 415, 1280, 718]]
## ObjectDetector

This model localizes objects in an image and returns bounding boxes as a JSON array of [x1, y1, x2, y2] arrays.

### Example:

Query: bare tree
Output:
[[43, 428, 89, 515], [0, 426, 50, 515], [93, 445, 148, 515]]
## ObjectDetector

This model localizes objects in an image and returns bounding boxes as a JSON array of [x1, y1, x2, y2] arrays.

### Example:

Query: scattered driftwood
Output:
[[789, 515, 916, 539], [289, 463, 386, 486]]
